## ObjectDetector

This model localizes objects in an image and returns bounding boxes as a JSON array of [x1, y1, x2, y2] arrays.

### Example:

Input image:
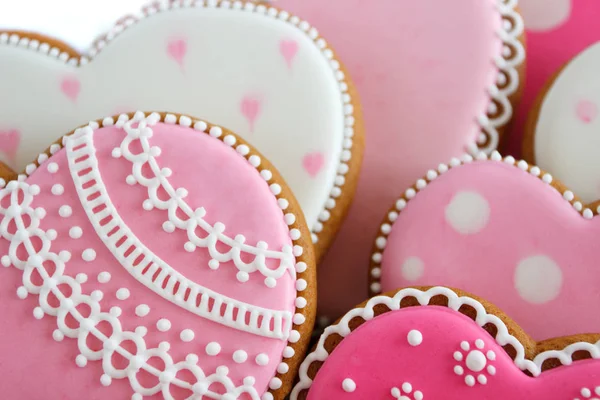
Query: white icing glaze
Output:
[[369, 151, 598, 294], [0, 0, 356, 243], [291, 286, 600, 398], [534, 42, 600, 204]]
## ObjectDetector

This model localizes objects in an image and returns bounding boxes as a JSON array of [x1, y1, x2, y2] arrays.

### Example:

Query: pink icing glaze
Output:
[[509, 0, 600, 155], [279, 0, 505, 317], [380, 160, 600, 340], [0, 121, 296, 398], [307, 306, 600, 399]]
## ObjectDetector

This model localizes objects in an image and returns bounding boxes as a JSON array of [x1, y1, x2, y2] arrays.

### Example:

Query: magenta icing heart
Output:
[[279, 0, 526, 318], [0, 112, 314, 399], [369, 151, 600, 341], [291, 287, 600, 400]]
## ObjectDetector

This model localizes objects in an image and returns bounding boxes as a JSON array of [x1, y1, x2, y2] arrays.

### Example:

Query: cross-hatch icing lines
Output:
[[65, 125, 293, 340], [0, 181, 262, 399], [112, 117, 295, 287]]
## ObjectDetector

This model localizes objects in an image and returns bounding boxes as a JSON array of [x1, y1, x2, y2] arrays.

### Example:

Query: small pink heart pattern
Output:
[[370, 152, 600, 341], [0, 112, 313, 399], [302, 152, 324, 178], [292, 287, 600, 400], [527, 41, 600, 205], [167, 38, 188, 70], [60, 76, 81, 102], [0, 129, 20, 167]]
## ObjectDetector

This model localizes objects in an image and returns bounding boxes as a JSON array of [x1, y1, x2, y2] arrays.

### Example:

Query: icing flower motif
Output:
[[391, 382, 423, 400], [453, 339, 496, 386]]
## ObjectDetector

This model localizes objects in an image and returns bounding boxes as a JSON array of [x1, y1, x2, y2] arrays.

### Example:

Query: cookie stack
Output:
[[0, 1, 599, 399]]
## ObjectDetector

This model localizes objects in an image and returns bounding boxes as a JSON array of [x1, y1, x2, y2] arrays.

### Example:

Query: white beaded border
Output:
[[368, 151, 595, 295], [0, 0, 356, 246], [2, 110, 313, 400], [291, 286, 600, 399], [471, 0, 525, 154]]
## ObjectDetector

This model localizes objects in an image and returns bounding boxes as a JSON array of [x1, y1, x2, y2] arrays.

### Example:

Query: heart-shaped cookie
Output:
[[291, 287, 600, 399], [369, 151, 600, 341], [523, 41, 600, 204], [0, 111, 315, 399], [279, 0, 525, 316], [0, 0, 363, 257]]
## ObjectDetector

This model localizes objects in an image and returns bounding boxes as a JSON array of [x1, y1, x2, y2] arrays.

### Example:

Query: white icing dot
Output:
[[206, 342, 221, 356], [1, 255, 11, 267], [131, 394, 143, 400], [59, 205, 72, 218], [116, 288, 130, 300], [162, 221, 175, 233], [233, 350, 248, 363], [110, 307, 122, 317], [282, 346, 295, 358], [97, 272, 111, 283], [52, 329, 64, 342], [91, 290, 103, 301], [75, 273, 88, 283], [51, 184, 64, 196], [69, 226, 83, 239], [33, 307, 44, 319], [75, 354, 87, 367], [514, 255, 562, 304], [180, 329, 195, 342], [445, 191, 490, 234], [342, 378, 356, 393], [135, 304, 150, 317], [269, 377, 282, 390], [466, 350, 487, 372], [402, 257, 425, 282], [407, 330, 423, 346], [16, 286, 28, 299], [82, 248, 96, 261], [47, 162, 59, 173], [157, 318, 171, 332], [256, 353, 269, 366], [100, 374, 112, 386]]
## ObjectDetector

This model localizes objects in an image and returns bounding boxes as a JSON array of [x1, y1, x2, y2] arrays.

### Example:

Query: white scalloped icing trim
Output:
[[369, 151, 596, 295], [1, 110, 312, 400], [472, 0, 525, 154], [290, 286, 600, 399], [0, 0, 356, 246]]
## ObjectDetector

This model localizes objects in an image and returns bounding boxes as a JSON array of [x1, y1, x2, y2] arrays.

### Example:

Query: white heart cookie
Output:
[[0, 0, 362, 256]]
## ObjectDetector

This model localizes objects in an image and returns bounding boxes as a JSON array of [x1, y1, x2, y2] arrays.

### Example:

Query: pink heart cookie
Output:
[[291, 287, 600, 399], [279, 0, 526, 317], [524, 42, 600, 205], [0, 112, 315, 399], [369, 152, 600, 341]]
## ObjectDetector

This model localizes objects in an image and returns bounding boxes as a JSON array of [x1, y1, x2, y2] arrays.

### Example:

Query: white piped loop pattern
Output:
[[65, 116, 293, 340], [111, 114, 296, 286], [291, 287, 600, 399], [0, 180, 262, 399], [472, 0, 525, 154]]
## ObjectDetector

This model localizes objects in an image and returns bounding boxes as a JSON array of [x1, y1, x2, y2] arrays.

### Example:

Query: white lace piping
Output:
[[0, 180, 262, 399], [66, 122, 293, 340]]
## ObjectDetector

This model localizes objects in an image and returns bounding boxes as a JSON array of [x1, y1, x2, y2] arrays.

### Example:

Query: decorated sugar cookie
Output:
[[0, 0, 363, 257], [523, 41, 600, 204], [0, 112, 315, 399], [291, 287, 600, 399], [369, 152, 600, 340], [279, 0, 525, 316]]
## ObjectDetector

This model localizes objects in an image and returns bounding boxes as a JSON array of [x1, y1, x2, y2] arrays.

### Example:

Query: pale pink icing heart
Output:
[[0, 114, 309, 399], [373, 157, 600, 340], [240, 96, 261, 132], [279, 0, 524, 317], [60, 76, 81, 102], [292, 288, 600, 400], [302, 152, 324, 178], [0, 129, 20, 163], [167, 38, 187, 69], [576, 99, 598, 123], [279, 40, 299, 69]]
